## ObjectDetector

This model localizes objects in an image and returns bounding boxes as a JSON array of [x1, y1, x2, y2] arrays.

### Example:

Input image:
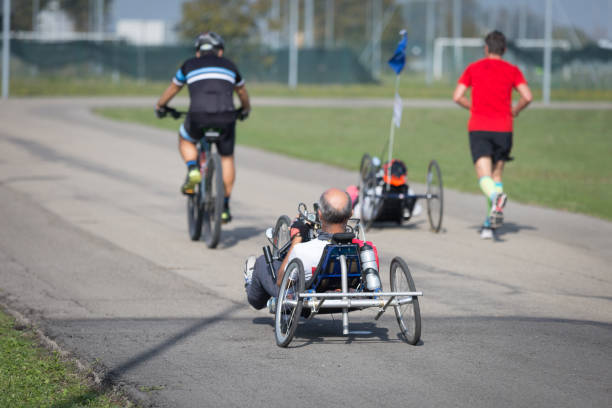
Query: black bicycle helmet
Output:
[[195, 31, 224, 52]]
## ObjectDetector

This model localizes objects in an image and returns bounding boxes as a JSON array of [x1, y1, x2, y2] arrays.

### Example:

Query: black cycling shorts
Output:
[[469, 131, 513, 164], [180, 119, 236, 157]]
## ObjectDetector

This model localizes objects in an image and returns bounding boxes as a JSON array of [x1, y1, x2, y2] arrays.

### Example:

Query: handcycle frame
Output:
[[359, 153, 444, 232], [162, 107, 241, 248], [264, 204, 423, 347]]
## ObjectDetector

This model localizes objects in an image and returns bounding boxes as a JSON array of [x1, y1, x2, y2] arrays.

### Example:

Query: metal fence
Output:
[[2, 0, 612, 97]]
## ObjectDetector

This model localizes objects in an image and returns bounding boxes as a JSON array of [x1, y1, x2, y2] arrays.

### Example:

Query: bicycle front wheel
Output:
[[202, 153, 224, 248], [187, 183, 203, 241]]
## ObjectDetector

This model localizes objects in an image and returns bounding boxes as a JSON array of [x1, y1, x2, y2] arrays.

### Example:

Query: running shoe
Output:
[[244, 255, 256, 288], [489, 193, 507, 229], [221, 207, 232, 223], [267, 297, 277, 314], [181, 168, 202, 195], [480, 227, 494, 240]]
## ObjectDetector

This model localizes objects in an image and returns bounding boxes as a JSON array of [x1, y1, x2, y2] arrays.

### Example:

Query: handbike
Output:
[[161, 106, 241, 248], [263, 203, 422, 347], [359, 154, 443, 232]]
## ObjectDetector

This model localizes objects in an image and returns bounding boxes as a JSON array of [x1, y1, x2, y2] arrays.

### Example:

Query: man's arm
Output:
[[276, 236, 301, 286], [156, 82, 183, 110], [452, 83, 471, 110], [235, 84, 251, 112], [511, 83, 533, 117]]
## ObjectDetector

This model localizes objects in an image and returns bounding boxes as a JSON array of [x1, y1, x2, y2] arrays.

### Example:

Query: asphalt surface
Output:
[[0, 97, 611, 407]]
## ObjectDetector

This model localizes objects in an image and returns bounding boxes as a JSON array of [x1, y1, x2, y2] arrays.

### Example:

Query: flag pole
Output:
[[386, 74, 401, 189], [384, 29, 407, 190]]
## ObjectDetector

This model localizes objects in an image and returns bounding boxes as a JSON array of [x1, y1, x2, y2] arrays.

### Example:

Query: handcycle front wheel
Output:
[[426, 159, 444, 233], [358, 154, 383, 231], [390, 257, 421, 345], [202, 152, 224, 248], [275, 258, 305, 347], [272, 215, 291, 257], [187, 185, 203, 241]]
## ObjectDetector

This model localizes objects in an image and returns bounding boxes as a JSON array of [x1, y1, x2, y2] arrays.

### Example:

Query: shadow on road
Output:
[[102, 303, 245, 385], [219, 226, 263, 248], [251, 316, 417, 347]]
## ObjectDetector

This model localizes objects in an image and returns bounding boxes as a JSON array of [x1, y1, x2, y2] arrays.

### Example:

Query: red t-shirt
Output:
[[458, 58, 527, 132]]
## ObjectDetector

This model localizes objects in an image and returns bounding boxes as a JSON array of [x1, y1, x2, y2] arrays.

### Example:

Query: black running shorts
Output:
[[468, 131, 513, 164], [180, 119, 236, 157]]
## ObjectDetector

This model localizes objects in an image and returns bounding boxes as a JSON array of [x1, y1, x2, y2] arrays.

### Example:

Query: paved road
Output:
[[1, 98, 611, 407]]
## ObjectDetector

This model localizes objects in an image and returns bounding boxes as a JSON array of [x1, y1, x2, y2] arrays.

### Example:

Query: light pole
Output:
[[542, 0, 553, 104], [288, 0, 298, 88], [2, 0, 10, 99]]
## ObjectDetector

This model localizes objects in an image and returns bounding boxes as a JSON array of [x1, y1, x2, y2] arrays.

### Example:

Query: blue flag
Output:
[[388, 30, 408, 75]]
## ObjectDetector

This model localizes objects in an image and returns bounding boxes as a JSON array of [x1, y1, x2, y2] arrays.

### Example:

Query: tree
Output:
[[1, 0, 113, 32], [179, 0, 270, 43]]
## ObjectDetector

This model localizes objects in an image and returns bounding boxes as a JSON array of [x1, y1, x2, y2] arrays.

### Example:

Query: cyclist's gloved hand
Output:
[[238, 108, 250, 121], [290, 218, 311, 242], [155, 106, 167, 119]]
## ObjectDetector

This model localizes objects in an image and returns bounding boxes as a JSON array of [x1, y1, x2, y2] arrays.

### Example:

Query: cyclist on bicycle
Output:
[[155, 31, 251, 223]]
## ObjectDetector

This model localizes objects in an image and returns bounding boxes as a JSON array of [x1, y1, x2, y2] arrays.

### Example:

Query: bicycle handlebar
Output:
[[158, 106, 245, 121]]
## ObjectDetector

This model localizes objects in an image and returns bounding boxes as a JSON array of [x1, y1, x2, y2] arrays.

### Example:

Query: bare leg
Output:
[[221, 155, 235, 197], [492, 160, 505, 183], [179, 137, 198, 163], [474, 156, 493, 179]]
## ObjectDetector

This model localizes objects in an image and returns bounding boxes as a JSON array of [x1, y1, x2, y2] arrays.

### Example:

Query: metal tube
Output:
[[2, 0, 10, 99], [302, 298, 413, 308], [299, 291, 422, 298], [375, 295, 396, 320], [542, 0, 553, 104], [340, 255, 349, 335], [288, 0, 298, 89]]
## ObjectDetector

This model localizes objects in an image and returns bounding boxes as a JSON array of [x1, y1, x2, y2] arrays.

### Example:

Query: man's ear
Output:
[[218, 49, 224, 57], [196, 50, 201, 58]]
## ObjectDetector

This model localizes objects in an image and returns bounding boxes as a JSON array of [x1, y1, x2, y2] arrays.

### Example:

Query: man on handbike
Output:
[[155, 31, 251, 223], [244, 188, 379, 311]]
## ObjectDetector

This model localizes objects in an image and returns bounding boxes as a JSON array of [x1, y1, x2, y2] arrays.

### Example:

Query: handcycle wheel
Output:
[[390, 257, 421, 345], [359, 153, 371, 182], [272, 215, 291, 257], [358, 154, 383, 231], [275, 258, 305, 347], [426, 159, 444, 233], [202, 152, 224, 248], [187, 185, 203, 241]]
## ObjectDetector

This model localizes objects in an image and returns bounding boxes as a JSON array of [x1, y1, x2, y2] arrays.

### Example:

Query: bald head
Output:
[[319, 188, 352, 225]]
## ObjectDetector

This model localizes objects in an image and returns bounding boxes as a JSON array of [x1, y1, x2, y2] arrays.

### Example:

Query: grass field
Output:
[[0, 308, 129, 408], [11, 76, 612, 101], [95, 106, 612, 221]]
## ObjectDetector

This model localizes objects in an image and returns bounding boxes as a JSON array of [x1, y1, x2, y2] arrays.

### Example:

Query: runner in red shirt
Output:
[[453, 30, 532, 239]]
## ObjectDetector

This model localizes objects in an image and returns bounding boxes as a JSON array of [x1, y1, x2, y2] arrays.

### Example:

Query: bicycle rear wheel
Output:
[[187, 183, 203, 241], [202, 153, 224, 248], [390, 257, 421, 345], [272, 215, 291, 257], [426, 159, 444, 233]]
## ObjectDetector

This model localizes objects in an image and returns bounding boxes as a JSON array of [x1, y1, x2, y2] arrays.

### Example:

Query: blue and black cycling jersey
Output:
[[173, 53, 244, 124]]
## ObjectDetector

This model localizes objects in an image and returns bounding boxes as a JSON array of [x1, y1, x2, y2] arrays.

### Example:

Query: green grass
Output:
[[10, 76, 612, 101], [0, 308, 131, 408], [95, 106, 612, 220]]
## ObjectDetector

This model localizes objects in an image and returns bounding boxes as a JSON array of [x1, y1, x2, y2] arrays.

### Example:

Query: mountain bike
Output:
[[161, 107, 242, 248]]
